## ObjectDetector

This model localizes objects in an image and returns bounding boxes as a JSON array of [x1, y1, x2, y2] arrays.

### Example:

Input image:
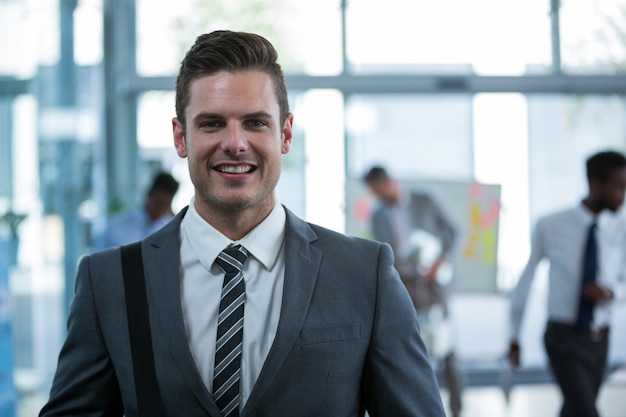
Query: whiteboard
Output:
[[345, 178, 501, 293]]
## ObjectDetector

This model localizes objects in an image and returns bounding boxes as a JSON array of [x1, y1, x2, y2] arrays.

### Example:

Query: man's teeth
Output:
[[219, 165, 252, 174]]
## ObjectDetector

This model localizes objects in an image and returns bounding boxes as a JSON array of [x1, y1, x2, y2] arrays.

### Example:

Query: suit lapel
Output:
[[242, 209, 322, 416], [142, 208, 222, 416]]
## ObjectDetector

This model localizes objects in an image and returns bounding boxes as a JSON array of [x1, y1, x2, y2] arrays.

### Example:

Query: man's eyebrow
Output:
[[191, 112, 223, 124], [243, 111, 273, 119], [191, 111, 273, 124]]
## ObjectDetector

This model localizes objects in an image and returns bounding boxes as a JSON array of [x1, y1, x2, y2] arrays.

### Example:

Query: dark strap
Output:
[[121, 242, 164, 417]]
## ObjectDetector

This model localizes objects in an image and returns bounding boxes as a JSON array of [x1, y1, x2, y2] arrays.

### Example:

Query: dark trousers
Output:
[[441, 352, 462, 417], [544, 321, 609, 417]]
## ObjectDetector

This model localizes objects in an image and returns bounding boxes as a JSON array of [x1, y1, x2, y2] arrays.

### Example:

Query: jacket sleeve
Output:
[[363, 243, 446, 417], [422, 192, 457, 258], [39, 255, 124, 417], [371, 209, 396, 250]]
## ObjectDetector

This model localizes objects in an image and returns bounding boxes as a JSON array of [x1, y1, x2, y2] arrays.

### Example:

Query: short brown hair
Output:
[[175, 30, 290, 131], [363, 166, 391, 184], [148, 171, 179, 196]]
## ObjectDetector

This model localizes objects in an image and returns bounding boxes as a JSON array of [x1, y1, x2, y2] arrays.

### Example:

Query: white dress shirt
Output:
[[510, 203, 626, 340], [179, 198, 286, 409]]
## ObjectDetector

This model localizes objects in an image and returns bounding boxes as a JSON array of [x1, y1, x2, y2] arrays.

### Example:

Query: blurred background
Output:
[[1, 0, 626, 416]]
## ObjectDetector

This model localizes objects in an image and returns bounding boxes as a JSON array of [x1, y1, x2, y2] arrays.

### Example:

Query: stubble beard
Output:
[[196, 178, 278, 216], [191, 160, 282, 220]]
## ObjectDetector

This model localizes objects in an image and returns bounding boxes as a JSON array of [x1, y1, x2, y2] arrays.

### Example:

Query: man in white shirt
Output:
[[40, 31, 445, 417], [508, 150, 626, 417]]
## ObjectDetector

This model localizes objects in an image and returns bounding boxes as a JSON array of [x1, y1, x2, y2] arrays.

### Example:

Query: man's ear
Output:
[[173, 118, 187, 158], [281, 113, 294, 154]]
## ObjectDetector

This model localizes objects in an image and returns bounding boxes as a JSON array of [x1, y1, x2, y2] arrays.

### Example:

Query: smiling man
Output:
[[40, 31, 445, 417]]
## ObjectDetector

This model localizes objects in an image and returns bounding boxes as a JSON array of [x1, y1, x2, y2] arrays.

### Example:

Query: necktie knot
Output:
[[215, 245, 248, 275]]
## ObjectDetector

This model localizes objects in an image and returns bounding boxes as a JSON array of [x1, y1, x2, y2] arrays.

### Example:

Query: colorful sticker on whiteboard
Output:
[[463, 183, 499, 264]]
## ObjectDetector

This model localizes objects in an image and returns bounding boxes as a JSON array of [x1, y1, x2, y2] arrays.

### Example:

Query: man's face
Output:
[[172, 70, 293, 218], [597, 167, 626, 212], [146, 189, 174, 219], [368, 179, 398, 204]]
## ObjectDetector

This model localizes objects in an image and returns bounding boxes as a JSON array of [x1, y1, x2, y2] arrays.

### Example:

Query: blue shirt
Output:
[[96, 206, 173, 249]]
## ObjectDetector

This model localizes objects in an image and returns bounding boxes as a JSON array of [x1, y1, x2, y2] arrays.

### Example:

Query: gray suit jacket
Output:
[[370, 190, 458, 311], [40, 207, 445, 417], [371, 190, 457, 259]]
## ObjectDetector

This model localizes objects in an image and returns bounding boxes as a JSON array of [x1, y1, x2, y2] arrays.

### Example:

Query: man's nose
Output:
[[221, 125, 248, 154]]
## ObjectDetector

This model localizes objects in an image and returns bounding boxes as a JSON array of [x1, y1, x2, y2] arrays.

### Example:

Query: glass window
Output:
[[137, 91, 177, 150], [136, 0, 342, 76], [473, 93, 530, 291], [0, 0, 56, 78], [292, 89, 345, 230], [74, 0, 103, 67], [346, 0, 552, 75], [527, 95, 626, 223], [561, 0, 626, 73], [346, 94, 473, 179]]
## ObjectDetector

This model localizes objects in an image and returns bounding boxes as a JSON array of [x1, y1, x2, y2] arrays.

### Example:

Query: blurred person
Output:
[[39, 31, 445, 417], [363, 165, 463, 417], [96, 171, 180, 249], [508, 150, 626, 417]]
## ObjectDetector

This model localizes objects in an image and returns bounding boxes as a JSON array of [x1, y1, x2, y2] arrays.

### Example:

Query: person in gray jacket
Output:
[[364, 165, 463, 417], [39, 31, 445, 417]]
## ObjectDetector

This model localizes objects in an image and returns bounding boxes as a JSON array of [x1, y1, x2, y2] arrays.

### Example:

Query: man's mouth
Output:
[[215, 165, 255, 174]]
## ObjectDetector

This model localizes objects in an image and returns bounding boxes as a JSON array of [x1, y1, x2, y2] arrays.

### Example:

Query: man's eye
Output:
[[200, 121, 221, 129], [247, 120, 267, 127]]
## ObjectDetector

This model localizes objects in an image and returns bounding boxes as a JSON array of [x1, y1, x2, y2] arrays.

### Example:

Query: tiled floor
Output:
[[440, 383, 625, 417], [439, 367, 626, 417]]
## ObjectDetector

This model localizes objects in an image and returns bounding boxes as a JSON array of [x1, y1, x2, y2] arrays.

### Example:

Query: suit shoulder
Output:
[[307, 222, 387, 251], [409, 188, 432, 198], [86, 245, 121, 263], [284, 208, 388, 257], [78, 246, 124, 282]]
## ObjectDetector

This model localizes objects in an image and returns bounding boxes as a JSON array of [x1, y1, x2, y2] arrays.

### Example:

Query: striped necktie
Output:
[[213, 245, 248, 417]]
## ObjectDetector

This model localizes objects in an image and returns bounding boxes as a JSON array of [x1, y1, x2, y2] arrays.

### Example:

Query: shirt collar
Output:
[[237, 202, 286, 270], [577, 202, 597, 224], [183, 197, 286, 271], [397, 186, 410, 209], [577, 201, 623, 229]]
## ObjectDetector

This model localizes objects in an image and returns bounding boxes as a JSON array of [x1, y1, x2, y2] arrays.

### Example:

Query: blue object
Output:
[[0, 238, 15, 417]]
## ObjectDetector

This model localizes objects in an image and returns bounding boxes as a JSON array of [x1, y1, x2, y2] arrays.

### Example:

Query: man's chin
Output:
[[208, 193, 268, 212], [211, 198, 252, 212]]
